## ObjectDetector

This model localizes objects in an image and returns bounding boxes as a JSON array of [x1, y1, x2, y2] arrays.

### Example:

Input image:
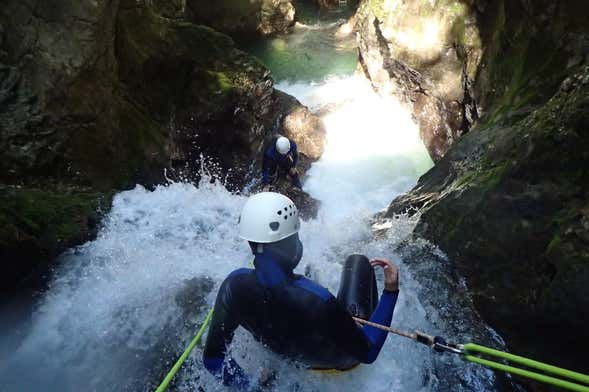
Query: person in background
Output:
[[262, 136, 302, 190], [203, 192, 400, 389]]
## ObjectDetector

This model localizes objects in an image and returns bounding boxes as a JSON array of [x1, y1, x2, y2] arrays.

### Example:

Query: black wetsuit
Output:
[[203, 253, 399, 389]]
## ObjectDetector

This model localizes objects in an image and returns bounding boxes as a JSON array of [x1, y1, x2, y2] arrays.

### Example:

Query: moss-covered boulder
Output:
[[186, 0, 296, 36], [0, 186, 112, 288], [0, 0, 322, 289], [385, 64, 589, 376]]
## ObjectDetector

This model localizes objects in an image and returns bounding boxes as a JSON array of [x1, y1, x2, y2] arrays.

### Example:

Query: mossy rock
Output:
[[386, 66, 589, 373], [0, 185, 113, 289]]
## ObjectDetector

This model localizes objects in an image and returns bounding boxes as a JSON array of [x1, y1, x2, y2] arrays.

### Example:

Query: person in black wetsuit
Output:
[[262, 136, 302, 189], [203, 192, 400, 389]]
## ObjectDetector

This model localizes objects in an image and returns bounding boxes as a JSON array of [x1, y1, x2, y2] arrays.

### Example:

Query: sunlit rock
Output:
[[352, 0, 482, 161], [281, 103, 326, 161]]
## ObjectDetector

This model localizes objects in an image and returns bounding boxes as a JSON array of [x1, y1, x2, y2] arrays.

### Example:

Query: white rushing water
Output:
[[0, 74, 501, 391]]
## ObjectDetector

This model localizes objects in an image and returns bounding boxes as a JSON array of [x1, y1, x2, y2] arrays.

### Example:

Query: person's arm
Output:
[[360, 259, 399, 362], [291, 142, 299, 167], [262, 149, 275, 185], [360, 289, 398, 362], [203, 278, 250, 389]]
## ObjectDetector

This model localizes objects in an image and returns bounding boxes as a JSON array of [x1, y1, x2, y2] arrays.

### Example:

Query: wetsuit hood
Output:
[[250, 233, 303, 286]]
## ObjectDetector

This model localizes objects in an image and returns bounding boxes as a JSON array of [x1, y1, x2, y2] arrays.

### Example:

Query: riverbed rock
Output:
[[186, 0, 296, 36], [0, 0, 323, 289]]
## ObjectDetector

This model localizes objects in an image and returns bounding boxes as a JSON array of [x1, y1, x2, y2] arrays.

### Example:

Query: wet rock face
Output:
[[354, 0, 588, 162], [375, 0, 589, 376], [473, 0, 589, 125], [386, 66, 589, 374], [186, 0, 296, 36], [353, 0, 481, 161], [273, 90, 327, 161], [0, 0, 324, 288]]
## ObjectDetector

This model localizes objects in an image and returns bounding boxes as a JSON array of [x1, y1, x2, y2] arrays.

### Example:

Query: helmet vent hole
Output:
[[277, 210, 282, 215], [284, 207, 288, 212], [284, 216, 287, 220], [269, 222, 280, 231]]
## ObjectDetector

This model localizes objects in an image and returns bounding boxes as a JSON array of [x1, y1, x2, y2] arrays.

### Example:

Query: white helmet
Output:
[[275, 136, 291, 155], [238, 192, 300, 243]]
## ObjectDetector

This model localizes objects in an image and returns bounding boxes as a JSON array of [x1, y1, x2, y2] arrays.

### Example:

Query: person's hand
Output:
[[262, 184, 272, 192], [288, 168, 298, 177], [370, 258, 399, 292]]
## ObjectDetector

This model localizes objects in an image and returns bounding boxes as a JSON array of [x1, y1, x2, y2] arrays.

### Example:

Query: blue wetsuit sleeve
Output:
[[203, 277, 250, 389], [291, 142, 299, 167], [262, 148, 275, 185], [262, 170, 270, 185], [361, 290, 399, 363]]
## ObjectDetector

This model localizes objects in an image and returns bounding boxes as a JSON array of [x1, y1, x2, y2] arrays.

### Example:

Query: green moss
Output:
[[546, 235, 562, 256], [476, 0, 575, 127], [206, 70, 236, 93], [454, 161, 509, 191], [476, 162, 508, 189], [455, 169, 478, 188], [0, 187, 112, 250]]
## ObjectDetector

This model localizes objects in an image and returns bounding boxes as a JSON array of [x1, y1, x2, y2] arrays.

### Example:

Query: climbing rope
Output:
[[463, 344, 589, 392], [156, 310, 589, 392], [154, 308, 214, 392], [353, 317, 589, 392]]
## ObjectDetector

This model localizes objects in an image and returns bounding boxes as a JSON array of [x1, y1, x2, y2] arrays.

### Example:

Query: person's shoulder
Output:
[[220, 268, 255, 294], [292, 276, 333, 302], [264, 145, 276, 157], [226, 268, 253, 281]]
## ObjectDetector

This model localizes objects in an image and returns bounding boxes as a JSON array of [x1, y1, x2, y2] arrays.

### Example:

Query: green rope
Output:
[[152, 279, 589, 392], [155, 261, 254, 392], [463, 343, 589, 392], [154, 308, 214, 392]]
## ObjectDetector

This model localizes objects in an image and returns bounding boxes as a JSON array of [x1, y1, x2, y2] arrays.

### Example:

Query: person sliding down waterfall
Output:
[[203, 192, 400, 389], [262, 136, 302, 190]]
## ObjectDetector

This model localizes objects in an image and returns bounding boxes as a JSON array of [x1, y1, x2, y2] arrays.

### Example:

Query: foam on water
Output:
[[0, 69, 499, 392]]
